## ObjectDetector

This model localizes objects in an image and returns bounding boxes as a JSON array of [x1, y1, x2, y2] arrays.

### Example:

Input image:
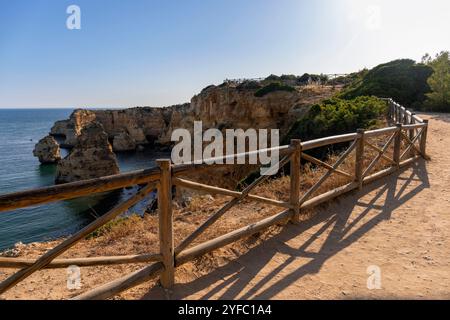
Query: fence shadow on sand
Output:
[[143, 159, 429, 300]]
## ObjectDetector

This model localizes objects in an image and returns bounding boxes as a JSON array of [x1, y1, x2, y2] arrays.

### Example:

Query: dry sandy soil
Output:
[[1, 112, 449, 300]]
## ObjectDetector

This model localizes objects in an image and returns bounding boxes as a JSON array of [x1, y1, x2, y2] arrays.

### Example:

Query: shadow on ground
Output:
[[143, 159, 430, 300]]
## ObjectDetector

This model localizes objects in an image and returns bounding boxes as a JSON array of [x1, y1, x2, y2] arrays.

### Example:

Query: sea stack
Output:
[[55, 122, 120, 184], [33, 135, 61, 164]]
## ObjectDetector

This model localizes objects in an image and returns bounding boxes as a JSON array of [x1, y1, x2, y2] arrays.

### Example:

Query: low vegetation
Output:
[[340, 59, 433, 109], [254, 82, 296, 97], [285, 96, 387, 143], [265, 73, 328, 85], [422, 51, 450, 112]]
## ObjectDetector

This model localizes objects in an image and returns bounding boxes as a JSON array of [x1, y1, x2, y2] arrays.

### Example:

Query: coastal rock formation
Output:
[[51, 109, 97, 147], [41, 82, 335, 188], [47, 83, 320, 153], [55, 122, 120, 184], [157, 83, 309, 144], [113, 131, 137, 151], [33, 136, 61, 164], [49, 107, 175, 151]]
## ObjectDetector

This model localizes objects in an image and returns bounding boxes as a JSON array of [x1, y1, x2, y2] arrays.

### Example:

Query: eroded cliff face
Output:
[[42, 83, 335, 185], [49, 83, 322, 152], [50, 106, 182, 151], [55, 122, 120, 184]]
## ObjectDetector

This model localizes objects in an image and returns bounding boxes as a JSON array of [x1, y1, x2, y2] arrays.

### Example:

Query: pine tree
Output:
[[425, 51, 450, 112]]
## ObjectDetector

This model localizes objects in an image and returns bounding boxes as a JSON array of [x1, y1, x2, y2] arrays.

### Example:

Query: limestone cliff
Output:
[[55, 122, 120, 184], [47, 83, 329, 152], [50, 106, 179, 151], [41, 82, 335, 185], [33, 136, 61, 164]]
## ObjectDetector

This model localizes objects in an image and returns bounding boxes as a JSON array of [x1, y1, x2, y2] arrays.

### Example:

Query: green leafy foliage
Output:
[[341, 59, 433, 108], [283, 96, 387, 160], [254, 82, 296, 97], [423, 51, 450, 112], [284, 96, 387, 143]]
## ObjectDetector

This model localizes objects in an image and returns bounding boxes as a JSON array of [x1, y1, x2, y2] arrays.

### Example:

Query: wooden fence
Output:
[[0, 98, 429, 300]]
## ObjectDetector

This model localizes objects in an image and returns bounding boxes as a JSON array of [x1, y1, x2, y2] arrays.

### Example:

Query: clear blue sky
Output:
[[0, 0, 449, 108]]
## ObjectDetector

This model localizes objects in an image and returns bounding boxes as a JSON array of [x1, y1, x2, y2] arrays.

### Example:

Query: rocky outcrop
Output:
[[158, 83, 309, 145], [33, 136, 61, 164], [55, 122, 120, 184], [49, 107, 175, 151], [51, 110, 97, 147], [113, 131, 136, 152]]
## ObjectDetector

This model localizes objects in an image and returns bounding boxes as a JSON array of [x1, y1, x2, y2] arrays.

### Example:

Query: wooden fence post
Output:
[[290, 140, 301, 224], [391, 101, 395, 122], [420, 120, 429, 158], [389, 100, 394, 121], [157, 159, 174, 289], [355, 129, 365, 189], [409, 113, 416, 158], [393, 123, 402, 167]]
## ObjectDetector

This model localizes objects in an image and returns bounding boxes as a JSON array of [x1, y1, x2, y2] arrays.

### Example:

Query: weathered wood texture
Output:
[[290, 140, 302, 223], [0, 254, 162, 269], [157, 160, 174, 289]]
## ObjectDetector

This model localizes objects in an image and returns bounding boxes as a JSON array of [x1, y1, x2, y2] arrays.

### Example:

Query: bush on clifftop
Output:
[[254, 82, 296, 97], [284, 96, 388, 144], [341, 59, 433, 109]]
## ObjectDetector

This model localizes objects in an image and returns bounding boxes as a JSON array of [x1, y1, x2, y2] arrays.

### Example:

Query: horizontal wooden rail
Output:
[[173, 177, 293, 209], [412, 115, 424, 123], [72, 262, 164, 300], [172, 146, 294, 175], [364, 127, 398, 138], [402, 123, 426, 130], [301, 133, 357, 151], [0, 254, 162, 269], [0, 168, 161, 213]]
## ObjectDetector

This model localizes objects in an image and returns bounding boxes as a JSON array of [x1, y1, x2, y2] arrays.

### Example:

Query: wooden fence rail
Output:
[[0, 98, 429, 299]]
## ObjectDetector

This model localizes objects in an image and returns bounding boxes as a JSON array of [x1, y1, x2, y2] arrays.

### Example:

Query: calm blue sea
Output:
[[0, 109, 168, 251]]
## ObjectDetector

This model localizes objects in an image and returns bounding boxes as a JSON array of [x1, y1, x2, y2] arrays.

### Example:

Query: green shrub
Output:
[[297, 73, 328, 84], [265, 74, 280, 81], [283, 96, 387, 159], [254, 82, 296, 97], [423, 51, 450, 112], [237, 80, 262, 91], [284, 96, 387, 143], [341, 59, 433, 109], [280, 74, 298, 81]]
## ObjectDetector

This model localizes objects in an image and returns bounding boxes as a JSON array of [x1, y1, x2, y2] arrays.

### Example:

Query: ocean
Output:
[[0, 109, 169, 251]]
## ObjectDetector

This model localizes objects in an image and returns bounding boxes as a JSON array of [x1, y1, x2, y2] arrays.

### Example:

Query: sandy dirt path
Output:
[[145, 113, 450, 300]]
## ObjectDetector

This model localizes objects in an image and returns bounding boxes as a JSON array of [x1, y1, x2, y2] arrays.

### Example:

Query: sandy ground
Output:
[[1, 112, 449, 300]]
